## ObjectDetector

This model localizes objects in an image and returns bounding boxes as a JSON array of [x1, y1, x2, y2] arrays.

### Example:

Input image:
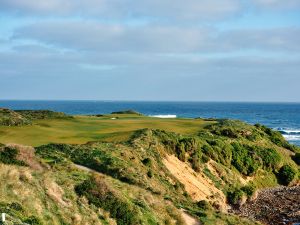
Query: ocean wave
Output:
[[150, 115, 177, 118], [277, 128, 300, 135], [282, 135, 300, 141], [276, 128, 300, 142]]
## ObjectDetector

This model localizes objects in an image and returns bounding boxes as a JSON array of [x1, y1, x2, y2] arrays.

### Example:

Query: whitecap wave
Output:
[[282, 134, 300, 141], [150, 115, 177, 118], [277, 128, 300, 142], [277, 128, 300, 135]]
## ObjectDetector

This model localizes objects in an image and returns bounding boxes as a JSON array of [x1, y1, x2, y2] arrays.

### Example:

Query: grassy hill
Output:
[[0, 109, 299, 225], [0, 108, 31, 126], [0, 112, 214, 146]]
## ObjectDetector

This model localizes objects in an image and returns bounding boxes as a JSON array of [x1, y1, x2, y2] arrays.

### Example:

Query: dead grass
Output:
[[6, 143, 44, 171]]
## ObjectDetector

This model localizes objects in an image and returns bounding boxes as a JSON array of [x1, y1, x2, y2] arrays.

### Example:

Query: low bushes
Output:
[[0, 146, 26, 166], [227, 189, 245, 205], [227, 183, 256, 205], [36, 143, 139, 185], [16, 110, 71, 120], [255, 124, 298, 152], [75, 175, 141, 225], [231, 143, 259, 176], [190, 149, 202, 172], [277, 165, 297, 185], [231, 143, 281, 176], [241, 183, 256, 197], [196, 200, 211, 210]]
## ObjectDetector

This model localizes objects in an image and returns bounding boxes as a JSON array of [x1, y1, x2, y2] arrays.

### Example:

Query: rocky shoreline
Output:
[[232, 186, 300, 225]]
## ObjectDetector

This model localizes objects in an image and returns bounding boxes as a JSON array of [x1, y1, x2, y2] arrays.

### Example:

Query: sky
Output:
[[0, 0, 300, 101]]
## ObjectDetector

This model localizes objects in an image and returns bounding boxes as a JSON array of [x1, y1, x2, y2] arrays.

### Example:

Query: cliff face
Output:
[[0, 112, 299, 225]]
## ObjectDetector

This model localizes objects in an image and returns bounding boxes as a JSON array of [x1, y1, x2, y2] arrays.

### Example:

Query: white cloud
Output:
[[0, 0, 241, 21], [251, 0, 300, 10], [13, 21, 212, 53], [13, 21, 300, 54]]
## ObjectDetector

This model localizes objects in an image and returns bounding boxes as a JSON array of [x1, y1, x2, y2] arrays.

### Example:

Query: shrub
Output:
[[220, 128, 239, 138], [0, 147, 26, 166], [257, 125, 298, 152], [36, 144, 139, 185], [227, 189, 244, 205], [147, 170, 153, 178], [201, 155, 210, 163], [190, 149, 202, 172], [277, 165, 297, 185], [202, 144, 218, 161], [142, 158, 152, 167], [196, 200, 211, 210], [75, 175, 141, 225], [241, 184, 256, 197], [23, 216, 43, 225], [231, 143, 259, 176], [176, 142, 186, 161], [258, 147, 281, 170], [10, 202, 23, 211]]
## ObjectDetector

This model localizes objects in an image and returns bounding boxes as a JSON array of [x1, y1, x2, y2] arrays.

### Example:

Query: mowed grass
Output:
[[0, 114, 214, 146]]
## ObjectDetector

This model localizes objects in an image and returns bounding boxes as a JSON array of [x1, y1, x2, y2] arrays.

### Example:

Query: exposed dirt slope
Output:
[[163, 154, 227, 210]]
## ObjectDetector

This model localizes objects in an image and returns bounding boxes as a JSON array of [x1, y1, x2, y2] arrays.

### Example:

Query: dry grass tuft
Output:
[[6, 143, 44, 171]]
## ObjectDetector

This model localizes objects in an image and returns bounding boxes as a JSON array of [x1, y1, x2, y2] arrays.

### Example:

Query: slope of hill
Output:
[[0, 108, 31, 126], [0, 109, 299, 225], [16, 110, 72, 120]]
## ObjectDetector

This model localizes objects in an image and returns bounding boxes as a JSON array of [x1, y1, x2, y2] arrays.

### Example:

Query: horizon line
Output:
[[0, 99, 300, 104]]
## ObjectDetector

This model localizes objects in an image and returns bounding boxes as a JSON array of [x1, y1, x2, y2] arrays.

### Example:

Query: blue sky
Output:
[[0, 0, 299, 101]]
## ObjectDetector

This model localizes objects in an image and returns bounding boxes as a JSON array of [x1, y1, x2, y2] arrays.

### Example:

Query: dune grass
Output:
[[0, 114, 214, 146]]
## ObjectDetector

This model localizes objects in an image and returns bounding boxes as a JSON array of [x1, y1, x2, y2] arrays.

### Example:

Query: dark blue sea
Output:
[[0, 100, 300, 146]]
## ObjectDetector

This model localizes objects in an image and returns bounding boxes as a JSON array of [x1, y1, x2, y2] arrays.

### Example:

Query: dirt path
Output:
[[74, 164, 96, 173]]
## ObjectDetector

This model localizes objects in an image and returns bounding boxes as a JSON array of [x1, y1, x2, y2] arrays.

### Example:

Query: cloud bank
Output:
[[0, 0, 299, 101]]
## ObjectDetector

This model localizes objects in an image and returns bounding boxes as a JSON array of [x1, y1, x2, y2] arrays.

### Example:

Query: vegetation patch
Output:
[[277, 165, 297, 185], [16, 110, 72, 120], [0, 146, 26, 166], [75, 175, 142, 225], [0, 108, 31, 126], [111, 110, 143, 115]]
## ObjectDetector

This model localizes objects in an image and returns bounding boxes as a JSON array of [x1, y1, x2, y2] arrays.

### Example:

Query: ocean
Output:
[[0, 100, 300, 146]]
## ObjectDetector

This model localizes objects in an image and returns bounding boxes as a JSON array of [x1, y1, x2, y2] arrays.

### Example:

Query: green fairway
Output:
[[0, 114, 214, 146]]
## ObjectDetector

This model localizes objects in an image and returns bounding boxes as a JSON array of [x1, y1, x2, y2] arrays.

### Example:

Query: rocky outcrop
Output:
[[233, 186, 300, 225]]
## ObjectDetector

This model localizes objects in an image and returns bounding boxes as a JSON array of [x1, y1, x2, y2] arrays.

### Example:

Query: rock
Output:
[[232, 186, 300, 225]]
